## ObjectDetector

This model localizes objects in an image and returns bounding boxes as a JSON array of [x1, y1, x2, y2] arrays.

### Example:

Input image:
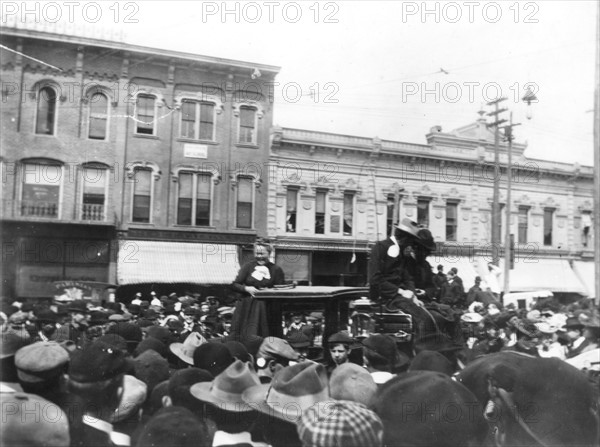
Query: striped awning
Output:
[[117, 240, 240, 285]]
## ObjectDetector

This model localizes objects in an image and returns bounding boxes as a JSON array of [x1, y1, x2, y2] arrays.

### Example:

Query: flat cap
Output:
[[15, 342, 69, 383]]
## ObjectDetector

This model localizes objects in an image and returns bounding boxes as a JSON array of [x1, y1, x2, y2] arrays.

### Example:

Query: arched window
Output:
[[35, 86, 57, 135], [88, 92, 109, 140]]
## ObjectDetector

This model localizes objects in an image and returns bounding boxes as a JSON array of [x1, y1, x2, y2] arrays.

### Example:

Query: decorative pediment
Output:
[[441, 187, 466, 202], [126, 161, 161, 180], [540, 196, 559, 210], [340, 178, 362, 195], [412, 184, 435, 200], [171, 164, 221, 184], [173, 93, 224, 114], [232, 101, 264, 119]]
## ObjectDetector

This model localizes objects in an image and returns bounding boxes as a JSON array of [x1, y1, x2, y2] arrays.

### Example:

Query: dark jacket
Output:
[[368, 238, 415, 302]]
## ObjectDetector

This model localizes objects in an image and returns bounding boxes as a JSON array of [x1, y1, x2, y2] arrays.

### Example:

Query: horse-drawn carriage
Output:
[[253, 286, 413, 347]]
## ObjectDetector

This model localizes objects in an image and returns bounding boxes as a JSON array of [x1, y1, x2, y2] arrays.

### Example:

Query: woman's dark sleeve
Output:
[[231, 262, 252, 293], [271, 264, 285, 286]]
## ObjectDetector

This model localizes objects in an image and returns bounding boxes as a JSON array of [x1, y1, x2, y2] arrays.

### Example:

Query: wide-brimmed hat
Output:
[[408, 350, 454, 376], [362, 334, 410, 372], [193, 342, 234, 377], [68, 300, 89, 314], [461, 312, 484, 324], [416, 228, 436, 251], [1, 333, 30, 359], [395, 218, 420, 238], [298, 400, 384, 447], [190, 360, 260, 412], [564, 317, 584, 330], [535, 322, 559, 334], [242, 362, 329, 423], [329, 363, 377, 407], [372, 371, 488, 447], [110, 374, 148, 423], [169, 332, 206, 365], [68, 341, 131, 384]]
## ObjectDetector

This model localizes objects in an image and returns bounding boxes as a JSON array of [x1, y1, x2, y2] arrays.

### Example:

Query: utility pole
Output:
[[487, 98, 507, 266], [502, 112, 521, 295], [594, 0, 600, 305]]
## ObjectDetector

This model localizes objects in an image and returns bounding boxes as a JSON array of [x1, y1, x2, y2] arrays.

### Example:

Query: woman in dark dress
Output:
[[230, 240, 285, 341]]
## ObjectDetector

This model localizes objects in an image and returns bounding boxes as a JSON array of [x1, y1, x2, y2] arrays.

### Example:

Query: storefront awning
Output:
[[500, 259, 587, 294], [572, 261, 597, 298], [117, 241, 240, 285]]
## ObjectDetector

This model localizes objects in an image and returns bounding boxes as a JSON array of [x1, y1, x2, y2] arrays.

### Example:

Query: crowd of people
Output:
[[1, 230, 599, 447]]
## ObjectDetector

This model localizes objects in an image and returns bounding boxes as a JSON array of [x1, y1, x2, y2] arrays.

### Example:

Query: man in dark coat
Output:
[[368, 218, 420, 306], [368, 219, 438, 338]]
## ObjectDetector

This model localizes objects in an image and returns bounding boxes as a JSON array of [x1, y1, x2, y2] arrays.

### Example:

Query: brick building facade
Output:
[[1, 27, 279, 299]]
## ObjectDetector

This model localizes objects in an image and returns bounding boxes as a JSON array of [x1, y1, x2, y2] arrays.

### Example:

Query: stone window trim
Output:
[[82, 84, 117, 106], [174, 93, 224, 115], [171, 165, 221, 185]]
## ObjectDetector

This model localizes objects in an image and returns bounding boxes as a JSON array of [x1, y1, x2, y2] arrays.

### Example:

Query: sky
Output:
[[5, 0, 598, 165]]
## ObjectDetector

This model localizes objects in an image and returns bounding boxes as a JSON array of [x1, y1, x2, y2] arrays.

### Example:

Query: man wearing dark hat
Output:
[[369, 219, 440, 338], [55, 300, 90, 348], [565, 317, 593, 358], [32, 308, 59, 342], [66, 341, 133, 446], [368, 218, 420, 307]]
